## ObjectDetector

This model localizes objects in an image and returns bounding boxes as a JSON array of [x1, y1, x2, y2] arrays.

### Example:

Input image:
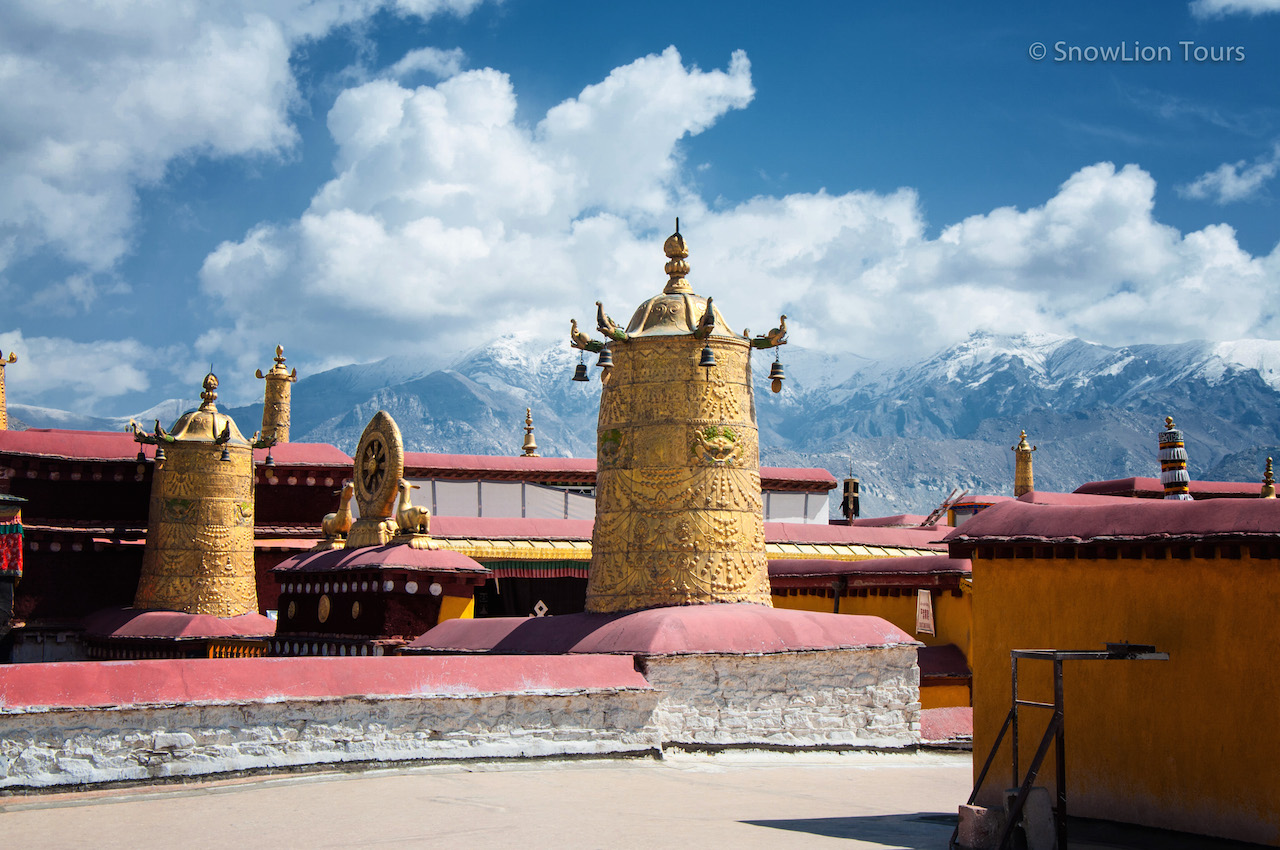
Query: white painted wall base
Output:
[[1, 647, 920, 790], [645, 647, 921, 749]]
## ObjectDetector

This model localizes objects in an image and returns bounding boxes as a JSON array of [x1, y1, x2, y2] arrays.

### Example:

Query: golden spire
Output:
[[584, 225, 772, 613], [256, 344, 297, 443], [1011, 429, 1037, 497], [200, 372, 219, 410], [133, 370, 257, 617], [0, 350, 16, 431], [662, 218, 692, 295], [1263, 457, 1275, 499], [522, 408, 539, 457]]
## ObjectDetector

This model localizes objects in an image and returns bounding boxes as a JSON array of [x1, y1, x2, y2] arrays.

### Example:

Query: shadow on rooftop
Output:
[[748, 812, 1271, 849], [743, 812, 956, 848]]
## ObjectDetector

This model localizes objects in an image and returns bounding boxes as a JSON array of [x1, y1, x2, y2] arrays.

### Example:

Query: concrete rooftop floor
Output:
[[0, 750, 1266, 849]]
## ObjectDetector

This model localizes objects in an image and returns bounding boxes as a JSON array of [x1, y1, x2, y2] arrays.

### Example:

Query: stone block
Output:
[[956, 804, 1005, 849], [1008, 786, 1057, 850]]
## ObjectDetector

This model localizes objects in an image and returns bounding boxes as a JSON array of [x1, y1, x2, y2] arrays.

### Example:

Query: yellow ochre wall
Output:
[[772, 589, 971, 659], [438, 595, 475, 622], [972, 553, 1280, 846]]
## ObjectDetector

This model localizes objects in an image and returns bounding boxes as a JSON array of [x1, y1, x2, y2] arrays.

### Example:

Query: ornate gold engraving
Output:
[[582, 227, 773, 613], [255, 345, 297, 443], [133, 373, 259, 617]]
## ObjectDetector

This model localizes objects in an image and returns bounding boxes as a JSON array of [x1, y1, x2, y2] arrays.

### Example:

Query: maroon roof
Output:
[[1017, 490, 1137, 506], [759, 467, 838, 491], [403, 452, 836, 492], [920, 706, 973, 744], [81, 608, 276, 639], [1074, 476, 1265, 499], [0, 655, 652, 710], [0, 430, 352, 468], [0, 429, 142, 461], [952, 495, 1015, 507], [423, 517, 948, 549], [273, 544, 489, 575], [944, 498, 1280, 549], [764, 522, 947, 550], [409, 603, 916, 656], [769, 556, 970, 579], [847, 514, 939, 528]]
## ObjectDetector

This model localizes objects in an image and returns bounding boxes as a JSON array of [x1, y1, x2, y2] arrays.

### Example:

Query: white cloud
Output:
[[537, 47, 755, 215], [0, 0, 482, 277], [387, 46, 466, 80], [24, 273, 131, 317], [199, 48, 757, 387], [198, 43, 1280, 389], [1190, 0, 1280, 17], [0, 329, 166, 410], [1179, 143, 1280, 203]]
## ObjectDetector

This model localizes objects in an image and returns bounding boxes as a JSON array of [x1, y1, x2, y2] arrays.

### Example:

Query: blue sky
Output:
[[3, 0, 1280, 415]]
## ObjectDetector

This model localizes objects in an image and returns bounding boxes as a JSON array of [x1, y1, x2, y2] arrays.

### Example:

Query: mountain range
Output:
[[12, 331, 1280, 517]]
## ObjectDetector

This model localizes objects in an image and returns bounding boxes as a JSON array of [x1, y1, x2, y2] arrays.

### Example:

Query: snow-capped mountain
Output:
[[12, 331, 1280, 517]]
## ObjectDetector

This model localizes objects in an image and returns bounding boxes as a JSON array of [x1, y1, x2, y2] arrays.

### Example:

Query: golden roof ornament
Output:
[[1011, 429, 1037, 497], [1263, 457, 1275, 499], [345, 411, 406, 548], [131, 371, 262, 617], [522, 408, 539, 457], [0, 350, 16, 431], [570, 222, 791, 613], [256, 344, 298, 443], [317, 481, 355, 550], [392, 478, 438, 549], [663, 218, 692, 294]]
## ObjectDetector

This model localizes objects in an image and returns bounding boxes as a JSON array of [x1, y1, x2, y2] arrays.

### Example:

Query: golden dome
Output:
[[624, 226, 737, 338], [169, 373, 250, 446]]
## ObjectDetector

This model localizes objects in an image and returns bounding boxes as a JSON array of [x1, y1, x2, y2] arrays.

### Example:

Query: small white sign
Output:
[[915, 589, 935, 636]]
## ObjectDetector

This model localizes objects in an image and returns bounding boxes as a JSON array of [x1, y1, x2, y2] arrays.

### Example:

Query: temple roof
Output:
[[273, 543, 489, 576], [0, 429, 147, 461], [81, 608, 275, 640], [944, 498, 1280, 549], [769, 555, 970, 579], [408, 603, 916, 656], [0, 429, 352, 466], [1073, 476, 1264, 499]]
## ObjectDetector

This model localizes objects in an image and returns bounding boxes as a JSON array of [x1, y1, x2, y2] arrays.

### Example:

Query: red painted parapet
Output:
[[0, 654, 652, 711]]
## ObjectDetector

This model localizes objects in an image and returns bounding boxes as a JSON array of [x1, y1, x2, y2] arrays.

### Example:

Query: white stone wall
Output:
[[643, 647, 921, 749], [0, 647, 920, 789], [0, 690, 661, 790]]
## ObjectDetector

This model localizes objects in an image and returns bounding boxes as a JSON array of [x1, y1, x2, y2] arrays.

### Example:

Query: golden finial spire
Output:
[[256, 344, 297, 443], [0, 350, 16, 431], [1263, 457, 1275, 499], [1011, 429, 1037, 497], [522, 408, 539, 457], [662, 217, 692, 295], [200, 372, 219, 410]]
